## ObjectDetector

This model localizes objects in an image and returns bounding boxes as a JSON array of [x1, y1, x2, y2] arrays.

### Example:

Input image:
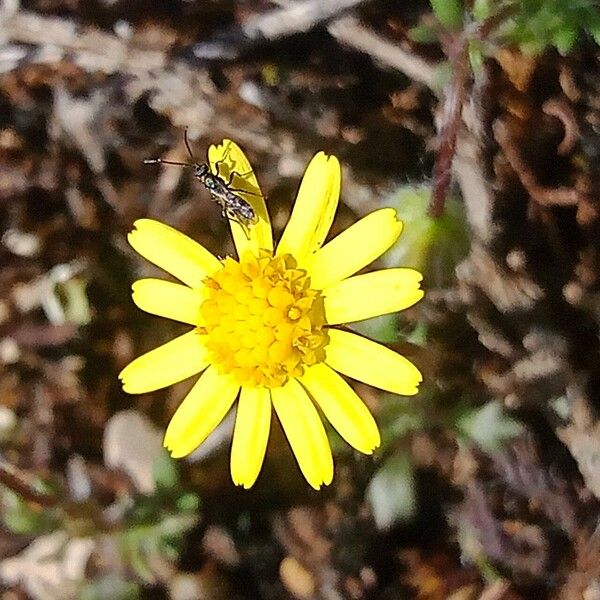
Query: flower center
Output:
[[198, 252, 328, 388]]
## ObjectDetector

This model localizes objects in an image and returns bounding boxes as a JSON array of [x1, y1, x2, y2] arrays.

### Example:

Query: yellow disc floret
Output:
[[198, 252, 328, 388]]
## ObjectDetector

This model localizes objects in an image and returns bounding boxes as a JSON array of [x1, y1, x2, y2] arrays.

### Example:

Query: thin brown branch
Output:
[[493, 119, 581, 207], [473, 4, 518, 40], [0, 460, 57, 508], [429, 40, 470, 218]]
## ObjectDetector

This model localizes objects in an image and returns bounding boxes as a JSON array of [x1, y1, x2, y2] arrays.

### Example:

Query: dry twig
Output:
[[327, 16, 439, 90], [194, 0, 371, 60]]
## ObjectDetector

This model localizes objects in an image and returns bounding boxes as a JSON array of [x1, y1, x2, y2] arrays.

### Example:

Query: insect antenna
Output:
[[143, 158, 195, 168], [144, 129, 198, 168], [183, 128, 195, 162]]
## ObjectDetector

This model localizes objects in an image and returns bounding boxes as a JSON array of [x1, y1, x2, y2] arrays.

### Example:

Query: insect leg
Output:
[[221, 167, 261, 199], [226, 186, 262, 197], [226, 169, 256, 186], [222, 208, 251, 239], [213, 157, 228, 180], [213, 141, 236, 180]]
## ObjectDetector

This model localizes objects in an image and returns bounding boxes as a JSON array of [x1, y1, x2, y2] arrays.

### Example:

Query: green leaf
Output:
[[122, 527, 156, 583], [589, 19, 600, 45], [408, 24, 439, 44], [430, 0, 464, 29], [472, 0, 492, 21], [468, 41, 484, 73], [152, 450, 179, 490], [405, 321, 428, 346], [553, 24, 578, 53], [458, 401, 523, 451], [176, 492, 200, 512], [380, 408, 423, 448], [57, 278, 92, 326], [367, 454, 416, 529], [1, 489, 57, 534], [499, 0, 600, 54], [348, 313, 398, 343], [383, 184, 470, 287], [3, 505, 46, 535]]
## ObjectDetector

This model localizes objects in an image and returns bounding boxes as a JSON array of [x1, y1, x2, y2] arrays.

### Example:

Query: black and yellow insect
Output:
[[145, 131, 258, 233]]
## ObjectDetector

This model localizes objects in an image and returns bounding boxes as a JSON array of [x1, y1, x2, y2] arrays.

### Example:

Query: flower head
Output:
[[120, 140, 424, 489]]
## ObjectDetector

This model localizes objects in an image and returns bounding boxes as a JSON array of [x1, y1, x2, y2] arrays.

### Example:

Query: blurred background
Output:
[[0, 0, 599, 598]]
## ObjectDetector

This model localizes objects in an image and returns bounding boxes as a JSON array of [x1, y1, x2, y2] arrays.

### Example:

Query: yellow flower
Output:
[[120, 140, 424, 489]]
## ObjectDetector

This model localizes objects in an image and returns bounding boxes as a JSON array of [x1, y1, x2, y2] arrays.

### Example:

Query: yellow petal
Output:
[[132, 279, 203, 325], [276, 152, 340, 263], [230, 386, 271, 488], [128, 219, 221, 288], [164, 366, 240, 458], [208, 139, 273, 258], [300, 363, 380, 454], [325, 329, 422, 396], [323, 268, 423, 325], [306, 208, 403, 289], [119, 330, 209, 394], [272, 378, 333, 489]]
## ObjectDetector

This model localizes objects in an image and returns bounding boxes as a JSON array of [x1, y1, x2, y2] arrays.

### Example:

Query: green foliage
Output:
[[472, 0, 493, 21], [176, 492, 200, 512], [118, 457, 200, 582], [423, 0, 600, 56], [349, 313, 398, 344], [408, 23, 440, 44], [58, 278, 92, 325], [152, 449, 180, 491], [117, 503, 198, 582], [468, 39, 485, 73], [383, 184, 470, 288], [118, 513, 198, 583], [430, 0, 464, 29], [1, 486, 59, 535], [367, 454, 416, 529], [458, 400, 523, 451], [499, 0, 600, 54], [0, 449, 199, 590], [378, 398, 424, 449]]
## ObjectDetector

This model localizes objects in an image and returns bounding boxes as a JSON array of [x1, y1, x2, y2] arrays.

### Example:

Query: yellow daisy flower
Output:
[[120, 140, 424, 489]]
